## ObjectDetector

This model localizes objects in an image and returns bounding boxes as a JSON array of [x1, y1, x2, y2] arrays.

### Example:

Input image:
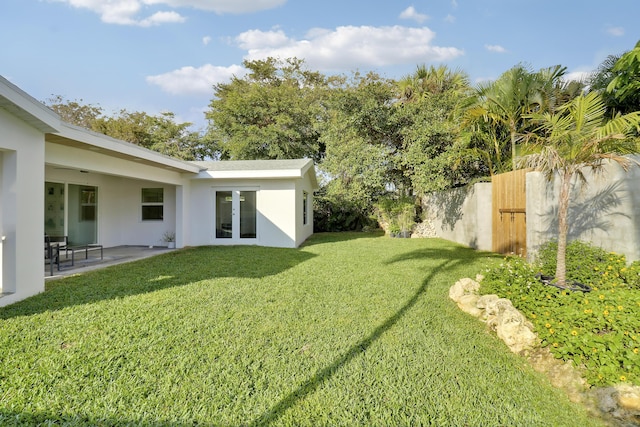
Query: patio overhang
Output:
[[46, 122, 202, 175]]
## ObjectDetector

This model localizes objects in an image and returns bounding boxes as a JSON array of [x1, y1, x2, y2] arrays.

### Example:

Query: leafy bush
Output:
[[537, 240, 640, 290], [481, 241, 640, 387], [373, 196, 416, 233], [313, 191, 377, 232]]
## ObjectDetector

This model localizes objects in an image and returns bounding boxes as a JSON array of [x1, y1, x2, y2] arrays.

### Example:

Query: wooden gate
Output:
[[492, 169, 528, 257]]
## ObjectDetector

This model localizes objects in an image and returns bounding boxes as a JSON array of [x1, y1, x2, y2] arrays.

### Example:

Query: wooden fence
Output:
[[492, 169, 528, 257]]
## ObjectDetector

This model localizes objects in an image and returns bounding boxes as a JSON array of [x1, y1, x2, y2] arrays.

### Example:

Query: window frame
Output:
[[141, 188, 164, 221], [303, 191, 308, 225]]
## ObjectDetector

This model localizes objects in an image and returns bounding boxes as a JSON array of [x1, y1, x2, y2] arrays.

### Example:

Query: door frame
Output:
[[212, 186, 259, 244]]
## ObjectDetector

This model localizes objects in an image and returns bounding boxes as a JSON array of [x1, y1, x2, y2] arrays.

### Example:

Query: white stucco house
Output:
[[0, 76, 318, 306]]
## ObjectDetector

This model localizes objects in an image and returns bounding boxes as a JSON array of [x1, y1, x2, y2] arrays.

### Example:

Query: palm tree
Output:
[[466, 64, 570, 172], [606, 40, 640, 114], [397, 64, 470, 102], [520, 92, 640, 288]]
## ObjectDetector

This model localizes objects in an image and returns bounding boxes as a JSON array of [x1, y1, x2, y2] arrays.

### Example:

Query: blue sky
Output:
[[2, 0, 638, 130]]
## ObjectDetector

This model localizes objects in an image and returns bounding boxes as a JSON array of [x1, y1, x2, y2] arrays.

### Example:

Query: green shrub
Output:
[[313, 192, 377, 232], [536, 240, 640, 291], [374, 196, 416, 233], [536, 240, 626, 287], [481, 245, 640, 387]]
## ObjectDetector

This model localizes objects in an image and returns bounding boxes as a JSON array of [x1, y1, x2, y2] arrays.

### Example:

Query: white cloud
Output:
[[237, 25, 464, 70], [485, 44, 507, 53], [146, 0, 286, 14], [49, 0, 285, 26], [606, 26, 624, 37], [444, 14, 455, 23], [399, 6, 428, 24], [149, 25, 464, 95], [138, 11, 185, 26], [236, 28, 291, 50], [146, 64, 246, 94], [564, 70, 591, 84], [202, 36, 212, 45]]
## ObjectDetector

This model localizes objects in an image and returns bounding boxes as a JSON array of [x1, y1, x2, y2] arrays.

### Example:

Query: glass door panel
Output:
[[240, 191, 256, 239], [215, 190, 257, 241], [216, 191, 232, 238], [45, 182, 65, 237], [68, 184, 97, 245]]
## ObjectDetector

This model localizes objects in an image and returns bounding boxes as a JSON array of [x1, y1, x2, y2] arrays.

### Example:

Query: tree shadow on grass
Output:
[[0, 412, 217, 427], [249, 245, 486, 427], [301, 230, 385, 247], [0, 245, 315, 320]]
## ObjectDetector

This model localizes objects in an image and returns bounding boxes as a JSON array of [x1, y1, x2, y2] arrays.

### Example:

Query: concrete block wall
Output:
[[421, 182, 492, 251], [527, 160, 640, 262], [423, 157, 640, 263]]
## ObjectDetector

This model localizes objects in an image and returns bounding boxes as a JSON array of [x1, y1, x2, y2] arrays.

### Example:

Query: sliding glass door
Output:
[[46, 182, 98, 245], [68, 185, 98, 245]]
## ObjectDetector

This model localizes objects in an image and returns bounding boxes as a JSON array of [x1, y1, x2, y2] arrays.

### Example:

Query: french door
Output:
[[214, 190, 257, 242]]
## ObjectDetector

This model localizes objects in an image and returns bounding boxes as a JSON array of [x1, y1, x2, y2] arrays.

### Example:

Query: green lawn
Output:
[[0, 233, 604, 426]]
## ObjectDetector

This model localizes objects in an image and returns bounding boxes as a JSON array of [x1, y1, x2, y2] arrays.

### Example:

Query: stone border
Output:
[[450, 276, 640, 426]]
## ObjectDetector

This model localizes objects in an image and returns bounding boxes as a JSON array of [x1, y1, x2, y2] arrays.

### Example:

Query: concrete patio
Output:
[[45, 245, 175, 280]]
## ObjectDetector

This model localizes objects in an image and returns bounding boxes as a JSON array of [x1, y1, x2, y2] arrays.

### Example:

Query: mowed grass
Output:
[[0, 233, 604, 426]]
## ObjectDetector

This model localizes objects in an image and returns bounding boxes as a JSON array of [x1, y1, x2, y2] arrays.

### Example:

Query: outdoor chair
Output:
[[45, 235, 72, 276]]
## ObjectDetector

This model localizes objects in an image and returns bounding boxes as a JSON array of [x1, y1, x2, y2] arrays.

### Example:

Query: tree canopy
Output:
[[206, 58, 334, 162], [46, 96, 205, 160], [45, 40, 640, 232]]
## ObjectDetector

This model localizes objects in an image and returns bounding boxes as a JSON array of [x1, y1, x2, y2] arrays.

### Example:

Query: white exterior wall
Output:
[[188, 178, 300, 248], [0, 110, 46, 306], [295, 173, 315, 247], [45, 142, 191, 248], [45, 166, 178, 247]]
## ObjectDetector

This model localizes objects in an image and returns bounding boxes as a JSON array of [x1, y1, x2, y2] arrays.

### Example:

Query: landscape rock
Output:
[[457, 294, 482, 317], [449, 277, 480, 301], [590, 385, 640, 425], [411, 220, 437, 238], [526, 347, 586, 403], [451, 276, 640, 427], [449, 280, 537, 354], [617, 384, 640, 413]]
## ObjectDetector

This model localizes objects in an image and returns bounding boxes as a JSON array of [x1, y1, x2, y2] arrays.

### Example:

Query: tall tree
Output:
[[46, 95, 104, 130], [46, 97, 205, 160], [606, 41, 640, 114], [206, 57, 332, 162], [93, 111, 209, 160], [319, 72, 406, 206], [397, 64, 470, 102], [465, 64, 569, 172], [397, 66, 480, 193], [520, 92, 640, 288]]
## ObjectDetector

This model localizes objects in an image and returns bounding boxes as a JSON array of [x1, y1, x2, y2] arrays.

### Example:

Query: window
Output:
[[303, 191, 308, 225], [142, 188, 164, 221], [80, 188, 97, 221]]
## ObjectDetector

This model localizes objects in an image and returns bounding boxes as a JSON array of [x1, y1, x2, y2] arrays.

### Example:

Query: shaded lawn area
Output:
[[0, 233, 604, 426]]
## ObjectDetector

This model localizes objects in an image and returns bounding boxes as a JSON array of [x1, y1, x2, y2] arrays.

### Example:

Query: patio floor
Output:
[[45, 245, 174, 280]]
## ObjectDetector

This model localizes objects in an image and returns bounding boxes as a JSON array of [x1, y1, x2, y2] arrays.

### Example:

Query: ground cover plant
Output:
[[481, 240, 640, 387], [0, 234, 603, 426]]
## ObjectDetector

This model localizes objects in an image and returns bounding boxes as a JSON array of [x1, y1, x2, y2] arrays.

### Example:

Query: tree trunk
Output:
[[555, 170, 572, 288], [510, 122, 517, 172]]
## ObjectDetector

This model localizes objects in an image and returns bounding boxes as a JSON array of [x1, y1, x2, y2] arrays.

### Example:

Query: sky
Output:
[[1, 0, 639, 131]]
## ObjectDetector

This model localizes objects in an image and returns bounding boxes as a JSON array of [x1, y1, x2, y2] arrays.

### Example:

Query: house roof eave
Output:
[[0, 76, 60, 133], [47, 122, 202, 174]]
